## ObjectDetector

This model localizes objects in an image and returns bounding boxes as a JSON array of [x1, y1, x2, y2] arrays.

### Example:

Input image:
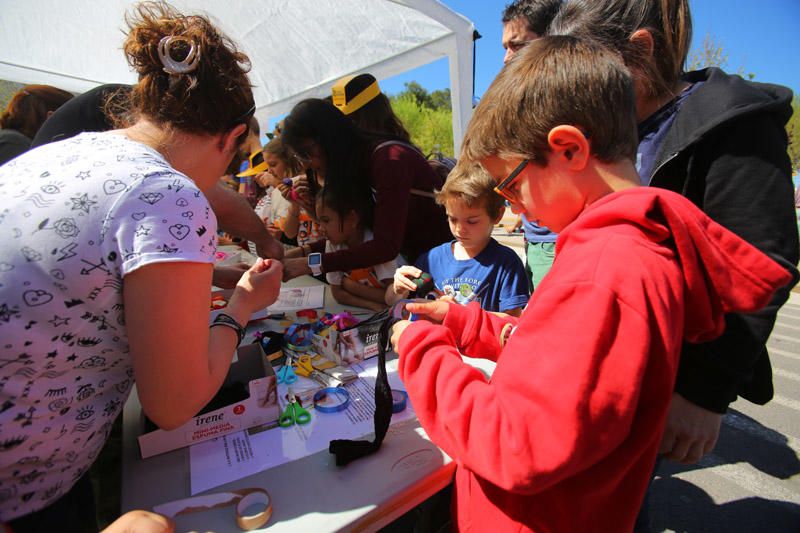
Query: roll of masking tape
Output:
[[153, 487, 272, 531]]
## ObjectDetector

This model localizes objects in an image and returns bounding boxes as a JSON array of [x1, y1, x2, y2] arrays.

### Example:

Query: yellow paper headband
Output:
[[332, 76, 381, 115], [237, 149, 268, 177]]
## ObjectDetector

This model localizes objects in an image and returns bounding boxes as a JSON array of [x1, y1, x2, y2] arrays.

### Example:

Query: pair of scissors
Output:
[[276, 355, 297, 384], [278, 388, 311, 427], [293, 355, 338, 388]]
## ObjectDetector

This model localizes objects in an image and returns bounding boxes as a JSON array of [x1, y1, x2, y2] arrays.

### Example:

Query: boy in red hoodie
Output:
[[389, 36, 792, 532]]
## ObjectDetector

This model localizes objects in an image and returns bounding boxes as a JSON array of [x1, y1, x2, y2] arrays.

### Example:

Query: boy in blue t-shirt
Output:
[[386, 164, 529, 315]]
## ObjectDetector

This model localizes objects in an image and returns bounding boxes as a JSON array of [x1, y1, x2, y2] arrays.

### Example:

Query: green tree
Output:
[[687, 33, 754, 80], [396, 82, 451, 111], [0, 80, 23, 113], [398, 81, 434, 109], [787, 95, 800, 175], [687, 33, 728, 72], [429, 88, 451, 111], [390, 93, 453, 157]]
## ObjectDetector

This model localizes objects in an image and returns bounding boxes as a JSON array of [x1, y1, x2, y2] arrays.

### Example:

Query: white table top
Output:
[[121, 276, 458, 532]]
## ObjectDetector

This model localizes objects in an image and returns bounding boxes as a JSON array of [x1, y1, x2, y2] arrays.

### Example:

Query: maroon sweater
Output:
[[313, 143, 451, 273]]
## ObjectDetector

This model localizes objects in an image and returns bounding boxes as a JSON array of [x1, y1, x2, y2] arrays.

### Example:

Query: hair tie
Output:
[[157, 36, 200, 76]]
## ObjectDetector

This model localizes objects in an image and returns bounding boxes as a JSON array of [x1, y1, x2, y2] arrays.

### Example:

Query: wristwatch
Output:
[[307, 252, 322, 276]]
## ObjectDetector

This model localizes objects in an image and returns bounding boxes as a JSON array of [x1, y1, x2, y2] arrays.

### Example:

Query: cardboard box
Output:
[[137, 343, 279, 459], [336, 315, 383, 365]]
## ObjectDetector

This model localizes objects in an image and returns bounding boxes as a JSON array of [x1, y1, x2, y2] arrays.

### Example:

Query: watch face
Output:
[[308, 254, 322, 266]]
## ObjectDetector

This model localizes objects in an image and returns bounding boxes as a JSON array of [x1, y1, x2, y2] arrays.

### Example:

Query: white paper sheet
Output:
[[189, 357, 414, 495], [265, 285, 325, 313]]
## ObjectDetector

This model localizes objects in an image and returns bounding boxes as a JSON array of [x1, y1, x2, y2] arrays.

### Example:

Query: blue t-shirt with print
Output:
[[416, 238, 529, 312]]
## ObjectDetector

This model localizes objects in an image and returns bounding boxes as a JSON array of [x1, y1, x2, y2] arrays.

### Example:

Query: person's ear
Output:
[[629, 29, 655, 60], [547, 125, 590, 169], [221, 123, 248, 154], [492, 204, 505, 225], [344, 209, 360, 229]]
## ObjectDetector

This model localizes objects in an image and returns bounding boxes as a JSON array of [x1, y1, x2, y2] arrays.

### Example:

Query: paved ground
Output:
[[649, 291, 800, 532], [493, 223, 800, 532]]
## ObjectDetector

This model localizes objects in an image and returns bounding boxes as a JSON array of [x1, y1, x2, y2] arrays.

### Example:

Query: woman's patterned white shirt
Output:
[[0, 132, 217, 520]]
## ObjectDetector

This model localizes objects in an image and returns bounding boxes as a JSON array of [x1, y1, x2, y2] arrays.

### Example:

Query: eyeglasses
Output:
[[493, 158, 529, 203]]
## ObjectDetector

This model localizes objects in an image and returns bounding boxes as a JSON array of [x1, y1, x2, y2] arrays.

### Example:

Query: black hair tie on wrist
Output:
[[210, 312, 245, 345]]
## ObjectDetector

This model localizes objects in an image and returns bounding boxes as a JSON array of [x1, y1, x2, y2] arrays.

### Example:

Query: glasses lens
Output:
[[494, 159, 528, 202], [493, 185, 515, 203]]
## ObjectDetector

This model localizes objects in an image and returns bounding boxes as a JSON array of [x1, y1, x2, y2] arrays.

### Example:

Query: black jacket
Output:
[[0, 128, 31, 166], [648, 67, 799, 412]]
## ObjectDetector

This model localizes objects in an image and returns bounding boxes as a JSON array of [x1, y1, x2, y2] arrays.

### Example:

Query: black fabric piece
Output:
[[329, 310, 394, 466], [0, 128, 31, 165]]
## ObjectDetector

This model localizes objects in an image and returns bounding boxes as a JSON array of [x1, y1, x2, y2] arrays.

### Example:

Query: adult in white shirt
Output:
[[0, 4, 281, 530]]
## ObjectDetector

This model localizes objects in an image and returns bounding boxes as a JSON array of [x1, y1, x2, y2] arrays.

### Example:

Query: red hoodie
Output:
[[397, 188, 790, 533]]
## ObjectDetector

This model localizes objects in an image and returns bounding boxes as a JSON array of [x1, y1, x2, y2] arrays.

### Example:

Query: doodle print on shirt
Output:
[[0, 132, 218, 520]]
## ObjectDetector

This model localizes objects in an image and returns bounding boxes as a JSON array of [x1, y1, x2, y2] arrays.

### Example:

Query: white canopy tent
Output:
[[0, 0, 475, 151]]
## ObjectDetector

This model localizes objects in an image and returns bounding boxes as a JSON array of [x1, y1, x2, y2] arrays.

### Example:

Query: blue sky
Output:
[[380, 0, 800, 98]]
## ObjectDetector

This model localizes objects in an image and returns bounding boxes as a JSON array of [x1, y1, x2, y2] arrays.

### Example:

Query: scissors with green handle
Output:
[[279, 388, 311, 427]]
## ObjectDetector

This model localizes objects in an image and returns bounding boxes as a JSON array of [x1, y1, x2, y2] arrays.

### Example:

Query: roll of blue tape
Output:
[[313, 387, 351, 413], [391, 389, 408, 413]]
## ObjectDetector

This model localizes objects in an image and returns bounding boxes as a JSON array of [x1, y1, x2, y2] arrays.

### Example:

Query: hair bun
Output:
[[122, 1, 254, 135], [157, 36, 200, 75]]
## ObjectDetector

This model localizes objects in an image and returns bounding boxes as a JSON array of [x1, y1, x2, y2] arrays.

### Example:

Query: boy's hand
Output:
[[405, 300, 449, 324], [390, 319, 412, 352], [229, 258, 283, 313], [659, 393, 722, 464], [393, 265, 423, 294]]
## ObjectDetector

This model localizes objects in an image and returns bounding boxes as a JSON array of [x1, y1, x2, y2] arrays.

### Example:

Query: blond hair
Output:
[[436, 162, 505, 219]]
